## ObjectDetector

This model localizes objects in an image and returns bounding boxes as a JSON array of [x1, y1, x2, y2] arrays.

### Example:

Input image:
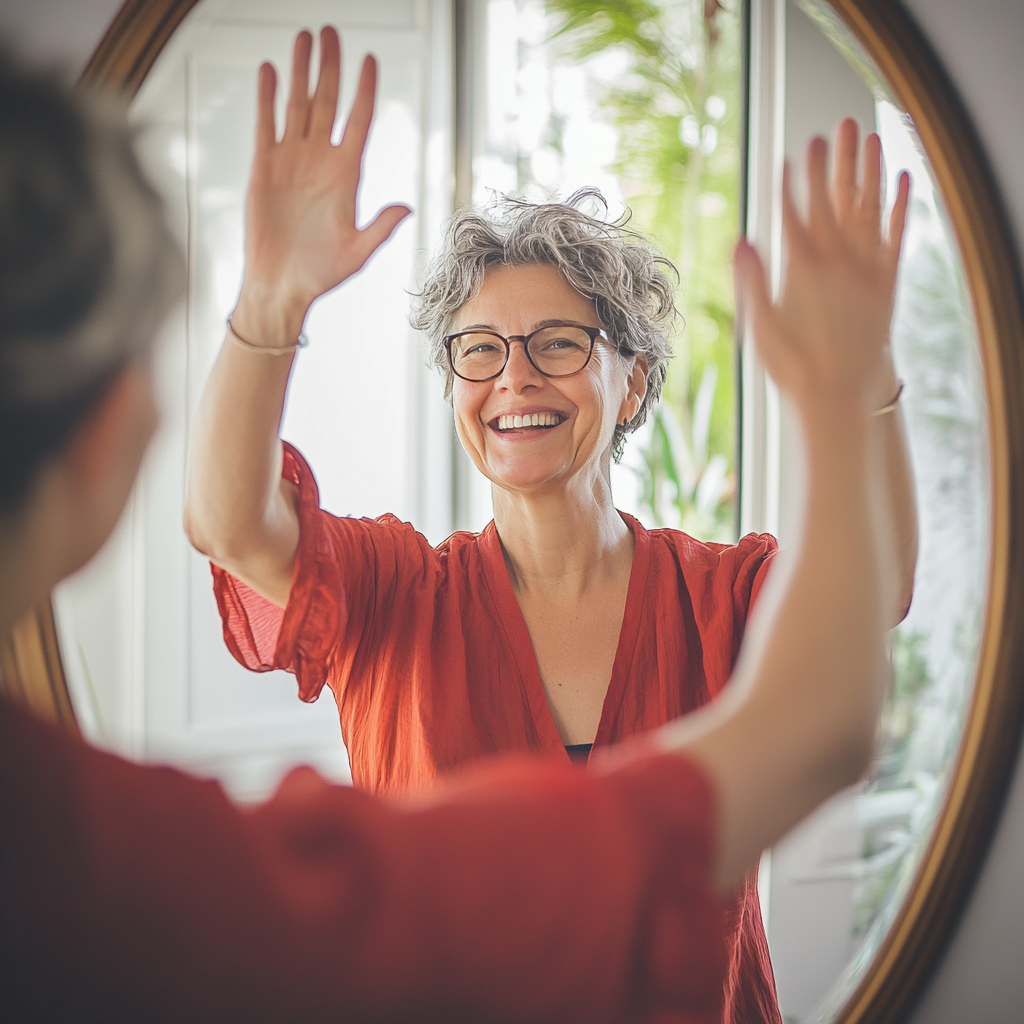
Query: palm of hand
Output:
[[242, 28, 410, 314], [739, 121, 910, 413]]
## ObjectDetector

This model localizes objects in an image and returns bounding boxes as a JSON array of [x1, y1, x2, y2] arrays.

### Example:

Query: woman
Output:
[[1, 44, 899, 1023], [185, 27, 916, 1023]]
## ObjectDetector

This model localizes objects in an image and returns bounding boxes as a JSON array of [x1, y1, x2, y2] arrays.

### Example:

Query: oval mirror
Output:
[[5, 1, 1022, 1022]]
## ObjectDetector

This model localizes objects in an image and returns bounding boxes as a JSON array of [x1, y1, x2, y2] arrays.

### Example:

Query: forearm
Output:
[[665, 407, 889, 885], [879, 401, 918, 623], [184, 287, 306, 600]]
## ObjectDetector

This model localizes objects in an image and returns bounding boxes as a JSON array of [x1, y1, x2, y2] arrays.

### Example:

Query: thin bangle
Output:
[[873, 380, 905, 417], [226, 315, 309, 355]]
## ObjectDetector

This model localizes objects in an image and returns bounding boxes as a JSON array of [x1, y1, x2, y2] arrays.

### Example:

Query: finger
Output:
[[859, 132, 883, 235], [806, 136, 838, 241], [734, 238, 773, 332], [339, 55, 377, 167], [354, 204, 413, 263], [255, 62, 278, 152], [735, 239, 791, 380], [831, 118, 859, 222], [284, 30, 313, 141], [886, 171, 911, 270], [780, 160, 812, 260], [309, 26, 341, 141]]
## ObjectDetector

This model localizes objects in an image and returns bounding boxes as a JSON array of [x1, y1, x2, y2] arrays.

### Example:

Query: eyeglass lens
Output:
[[449, 325, 594, 381]]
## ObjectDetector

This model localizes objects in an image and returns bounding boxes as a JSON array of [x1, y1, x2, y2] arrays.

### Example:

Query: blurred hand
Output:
[[735, 118, 910, 418], [238, 27, 411, 331]]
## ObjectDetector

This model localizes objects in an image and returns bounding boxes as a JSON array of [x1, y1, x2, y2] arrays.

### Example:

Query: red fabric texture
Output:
[[213, 443, 781, 1023], [0, 696, 724, 1023]]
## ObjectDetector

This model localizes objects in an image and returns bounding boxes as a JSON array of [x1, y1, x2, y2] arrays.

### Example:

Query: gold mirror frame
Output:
[[3, 1, 1021, 1020]]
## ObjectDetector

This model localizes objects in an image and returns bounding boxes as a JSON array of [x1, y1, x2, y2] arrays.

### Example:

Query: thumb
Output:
[[356, 204, 413, 263]]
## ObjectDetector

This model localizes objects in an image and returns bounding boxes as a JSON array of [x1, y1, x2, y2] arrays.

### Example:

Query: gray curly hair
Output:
[[410, 189, 678, 461]]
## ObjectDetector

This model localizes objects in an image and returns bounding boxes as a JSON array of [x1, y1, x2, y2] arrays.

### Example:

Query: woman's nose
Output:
[[497, 339, 543, 391]]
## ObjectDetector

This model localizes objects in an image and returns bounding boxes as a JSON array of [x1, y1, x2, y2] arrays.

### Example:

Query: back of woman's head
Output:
[[410, 189, 678, 460], [0, 53, 183, 515]]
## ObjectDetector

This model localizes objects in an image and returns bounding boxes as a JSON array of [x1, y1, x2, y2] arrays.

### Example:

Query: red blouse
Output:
[[0, 696, 726, 1022], [213, 443, 781, 1024]]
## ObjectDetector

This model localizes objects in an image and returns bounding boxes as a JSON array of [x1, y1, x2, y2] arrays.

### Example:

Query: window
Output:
[[464, 0, 743, 539]]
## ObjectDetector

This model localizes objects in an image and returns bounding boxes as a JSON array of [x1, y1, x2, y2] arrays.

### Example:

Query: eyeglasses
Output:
[[444, 322, 609, 383]]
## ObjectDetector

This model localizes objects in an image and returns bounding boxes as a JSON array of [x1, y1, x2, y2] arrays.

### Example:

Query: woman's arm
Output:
[[878, 385, 917, 624], [833, 120, 917, 624], [184, 28, 409, 607], [662, 132, 911, 888]]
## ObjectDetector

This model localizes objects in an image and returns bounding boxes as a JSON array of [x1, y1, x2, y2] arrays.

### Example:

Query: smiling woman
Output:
[[181, 24, 794, 1020]]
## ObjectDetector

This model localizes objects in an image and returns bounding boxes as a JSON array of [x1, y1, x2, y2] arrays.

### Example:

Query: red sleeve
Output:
[[687, 531, 777, 701], [211, 442, 436, 704], [748, 545, 777, 613], [731, 532, 778, 623], [0, 699, 725, 1023]]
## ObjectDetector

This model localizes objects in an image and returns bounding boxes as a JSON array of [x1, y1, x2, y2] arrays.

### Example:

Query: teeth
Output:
[[496, 412, 561, 431]]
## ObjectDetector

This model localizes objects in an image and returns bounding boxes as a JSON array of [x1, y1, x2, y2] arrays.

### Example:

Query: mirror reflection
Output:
[[51, 2, 988, 1023], [764, 5, 988, 1021]]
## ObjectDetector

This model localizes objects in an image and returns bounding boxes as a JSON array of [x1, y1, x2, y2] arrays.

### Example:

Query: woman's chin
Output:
[[484, 455, 571, 495]]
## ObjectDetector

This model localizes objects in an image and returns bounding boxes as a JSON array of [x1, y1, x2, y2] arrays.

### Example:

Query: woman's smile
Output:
[[489, 409, 567, 434]]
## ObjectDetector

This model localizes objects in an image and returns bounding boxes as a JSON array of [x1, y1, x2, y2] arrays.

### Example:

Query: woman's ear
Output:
[[620, 355, 648, 425]]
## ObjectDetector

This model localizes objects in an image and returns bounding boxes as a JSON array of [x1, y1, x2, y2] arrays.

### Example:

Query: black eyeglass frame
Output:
[[444, 322, 610, 383]]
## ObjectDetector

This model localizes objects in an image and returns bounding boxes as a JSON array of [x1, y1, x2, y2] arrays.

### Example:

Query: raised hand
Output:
[[236, 27, 411, 340], [736, 118, 910, 419]]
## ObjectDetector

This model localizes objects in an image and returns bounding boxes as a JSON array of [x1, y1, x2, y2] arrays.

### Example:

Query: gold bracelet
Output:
[[226, 315, 308, 355], [872, 380, 905, 417]]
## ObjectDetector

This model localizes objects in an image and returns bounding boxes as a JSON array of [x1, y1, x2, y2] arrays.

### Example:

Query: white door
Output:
[[54, 0, 456, 800]]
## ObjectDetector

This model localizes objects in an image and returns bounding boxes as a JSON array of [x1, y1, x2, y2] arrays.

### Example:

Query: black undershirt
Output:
[[564, 743, 593, 765]]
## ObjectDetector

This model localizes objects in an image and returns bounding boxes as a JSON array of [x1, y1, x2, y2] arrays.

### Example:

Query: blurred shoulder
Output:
[[644, 522, 778, 572]]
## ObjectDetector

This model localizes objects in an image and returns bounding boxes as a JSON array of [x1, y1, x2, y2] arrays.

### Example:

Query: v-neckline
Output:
[[478, 513, 652, 762]]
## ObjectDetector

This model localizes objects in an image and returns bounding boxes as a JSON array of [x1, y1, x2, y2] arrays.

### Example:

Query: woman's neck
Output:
[[490, 474, 634, 598]]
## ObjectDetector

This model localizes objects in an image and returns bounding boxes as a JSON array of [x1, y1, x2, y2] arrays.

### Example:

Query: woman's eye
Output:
[[538, 336, 583, 352]]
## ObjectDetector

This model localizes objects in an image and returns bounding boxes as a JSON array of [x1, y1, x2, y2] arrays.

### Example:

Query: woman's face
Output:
[[450, 263, 645, 499]]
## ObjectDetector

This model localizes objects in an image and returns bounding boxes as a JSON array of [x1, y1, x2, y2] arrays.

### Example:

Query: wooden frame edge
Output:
[[0, 601, 77, 732], [80, 0, 202, 96], [825, 1, 1024, 1022]]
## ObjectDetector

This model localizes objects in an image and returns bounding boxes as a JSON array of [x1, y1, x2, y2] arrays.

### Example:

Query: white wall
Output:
[[0, 0, 122, 77], [899, 3, 1024, 1021], [2, 0, 1024, 1018]]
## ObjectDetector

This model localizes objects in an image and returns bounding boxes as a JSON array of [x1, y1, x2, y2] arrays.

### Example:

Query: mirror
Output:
[[8, 0, 1023, 1021], [756, 3, 988, 1020]]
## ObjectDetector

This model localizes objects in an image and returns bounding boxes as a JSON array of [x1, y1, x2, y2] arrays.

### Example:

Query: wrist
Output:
[[232, 281, 310, 348], [798, 391, 872, 445], [874, 350, 900, 408]]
